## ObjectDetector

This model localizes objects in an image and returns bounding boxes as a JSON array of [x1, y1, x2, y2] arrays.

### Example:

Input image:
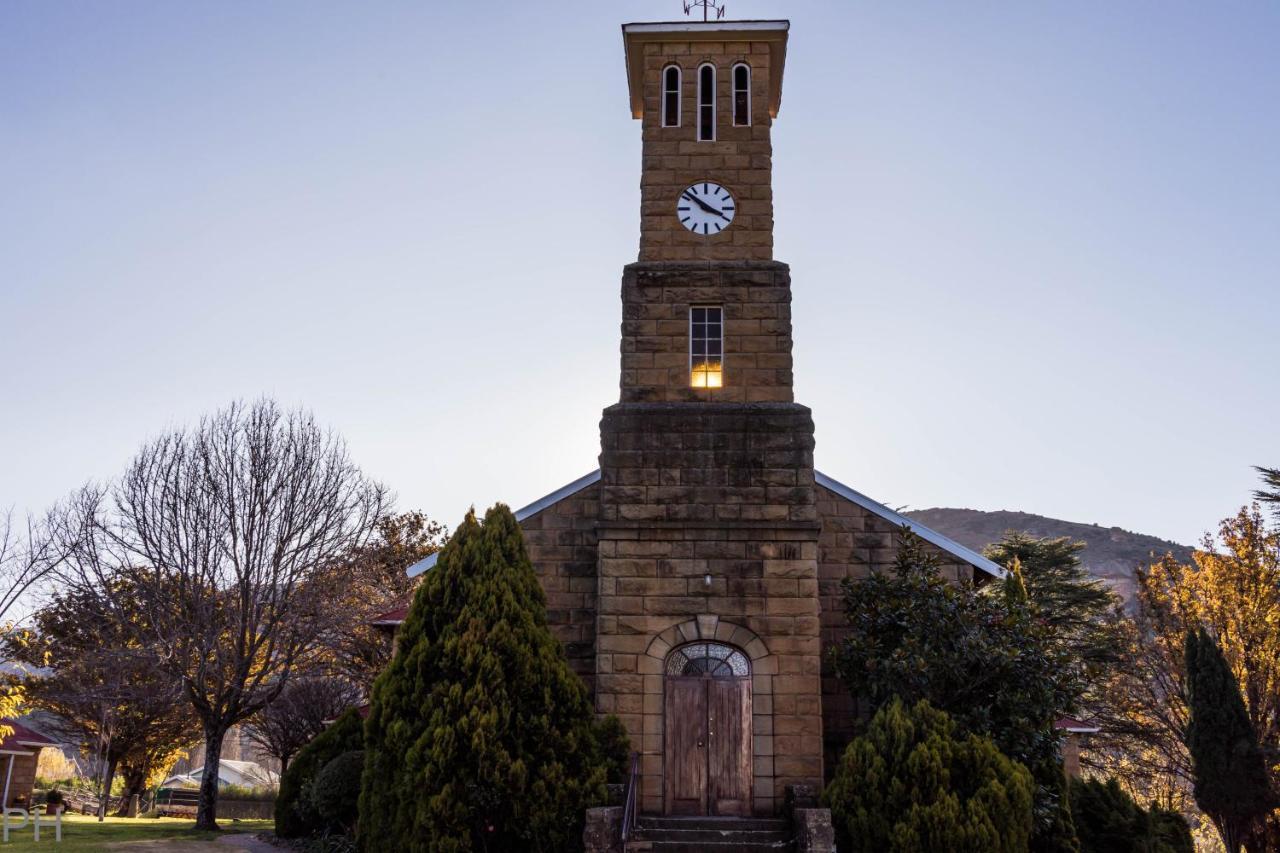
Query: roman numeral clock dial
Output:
[[677, 182, 736, 235]]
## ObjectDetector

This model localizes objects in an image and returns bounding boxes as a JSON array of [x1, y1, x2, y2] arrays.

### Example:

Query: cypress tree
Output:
[[275, 707, 365, 838], [823, 697, 1035, 853], [1069, 776, 1193, 853], [1184, 628, 1273, 852], [359, 505, 616, 853]]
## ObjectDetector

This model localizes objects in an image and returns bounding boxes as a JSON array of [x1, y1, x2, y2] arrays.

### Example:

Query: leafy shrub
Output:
[[593, 714, 633, 785], [830, 535, 1084, 848], [823, 697, 1035, 853], [359, 505, 614, 853], [275, 707, 364, 838], [310, 750, 364, 835], [1069, 777, 1193, 853]]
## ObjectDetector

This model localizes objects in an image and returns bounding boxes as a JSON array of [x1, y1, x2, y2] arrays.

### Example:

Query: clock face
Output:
[[677, 182, 736, 235]]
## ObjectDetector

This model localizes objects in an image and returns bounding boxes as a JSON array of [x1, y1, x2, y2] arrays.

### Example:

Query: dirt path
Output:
[[104, 833, 280, 852]]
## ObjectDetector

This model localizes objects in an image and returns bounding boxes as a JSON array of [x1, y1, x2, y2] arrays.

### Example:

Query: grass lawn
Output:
[[0, 813, 273, 851]]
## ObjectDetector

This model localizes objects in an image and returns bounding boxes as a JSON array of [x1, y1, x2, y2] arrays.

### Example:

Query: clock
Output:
[[677, 182, 735, 235]]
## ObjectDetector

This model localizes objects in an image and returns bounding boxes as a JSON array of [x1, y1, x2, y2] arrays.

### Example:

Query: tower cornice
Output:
[[622, 20, 789, 120]]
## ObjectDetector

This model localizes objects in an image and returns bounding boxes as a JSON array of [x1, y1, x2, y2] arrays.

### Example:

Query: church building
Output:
[[398, 17, 1004, 821]]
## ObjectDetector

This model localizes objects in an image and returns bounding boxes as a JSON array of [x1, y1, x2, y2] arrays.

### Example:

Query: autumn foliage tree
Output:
[[359, 505, 624, 853], [1097, 504, 1280, 848], [3, 575, 200, 815]]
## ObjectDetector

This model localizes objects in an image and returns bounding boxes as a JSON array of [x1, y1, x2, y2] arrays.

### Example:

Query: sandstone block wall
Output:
[[596, 402, 823, 816], [620, 262, 793, 404], [521, 482, 602, 690], [638, 39, 775, 262]]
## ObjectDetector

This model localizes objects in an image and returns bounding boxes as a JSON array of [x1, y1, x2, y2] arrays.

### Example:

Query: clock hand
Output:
[[682, 191, 720, 216]]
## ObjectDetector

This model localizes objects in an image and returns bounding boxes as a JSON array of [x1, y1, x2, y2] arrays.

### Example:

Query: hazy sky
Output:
[[3, 1, 1278, 548]]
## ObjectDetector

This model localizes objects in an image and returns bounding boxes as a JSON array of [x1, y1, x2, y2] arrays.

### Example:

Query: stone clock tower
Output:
[[401, 16, 1005, 831], [596, 19, 823, 818]]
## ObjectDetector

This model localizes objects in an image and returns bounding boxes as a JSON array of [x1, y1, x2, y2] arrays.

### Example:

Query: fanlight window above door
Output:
[[666, 642, 750, 677]]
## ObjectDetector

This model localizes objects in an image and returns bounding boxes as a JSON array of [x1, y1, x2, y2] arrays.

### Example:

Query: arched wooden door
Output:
[[663, 642, 753, 817]]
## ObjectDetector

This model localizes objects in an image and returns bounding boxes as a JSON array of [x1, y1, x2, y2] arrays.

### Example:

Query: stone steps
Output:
[[629, 816, 793, 852]]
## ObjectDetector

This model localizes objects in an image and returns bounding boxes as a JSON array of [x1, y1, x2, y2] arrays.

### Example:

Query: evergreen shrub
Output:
[[275, 707, 364, 838], [359, 505, 618, 853], [823, 697, 1035, 853], [1068, 777, 1192, 853], [310, 750, 364, 835]]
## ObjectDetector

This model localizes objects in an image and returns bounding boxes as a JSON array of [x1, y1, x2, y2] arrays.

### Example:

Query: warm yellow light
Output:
[[691, 364, 723, 388]]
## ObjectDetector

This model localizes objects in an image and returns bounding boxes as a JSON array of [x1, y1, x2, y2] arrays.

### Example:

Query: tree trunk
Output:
[[194, 725, 227, 831], [97, 757, 117, 822], [279, 752, 291, 776], [113, 765, 148, 817]]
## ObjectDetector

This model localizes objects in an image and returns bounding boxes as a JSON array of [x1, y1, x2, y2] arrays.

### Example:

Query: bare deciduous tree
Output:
[[245, 676, 361, 773], [56, 399, 386, 830], [0, 507, 64, 627], [0, 508, 67, 732]]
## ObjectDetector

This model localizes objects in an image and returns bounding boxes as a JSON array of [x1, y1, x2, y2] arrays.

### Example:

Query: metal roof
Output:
[[406, 468, 1004, 580]]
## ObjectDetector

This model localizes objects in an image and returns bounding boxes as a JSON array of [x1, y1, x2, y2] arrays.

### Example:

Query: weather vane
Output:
[[683, 0, 727, 22]]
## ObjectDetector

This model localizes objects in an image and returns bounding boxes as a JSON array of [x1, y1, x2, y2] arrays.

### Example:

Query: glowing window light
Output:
[[690, 306, 723, 389]]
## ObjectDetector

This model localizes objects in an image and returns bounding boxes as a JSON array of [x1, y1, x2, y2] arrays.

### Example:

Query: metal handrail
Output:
[[620, 751, 640, 842]]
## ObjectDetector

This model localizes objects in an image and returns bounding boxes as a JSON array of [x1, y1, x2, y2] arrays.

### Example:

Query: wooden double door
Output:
[[663, 675, 753, 816]]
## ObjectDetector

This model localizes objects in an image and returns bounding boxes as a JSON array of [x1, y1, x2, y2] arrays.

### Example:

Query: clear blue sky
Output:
[[3, 1, 1277, 547]]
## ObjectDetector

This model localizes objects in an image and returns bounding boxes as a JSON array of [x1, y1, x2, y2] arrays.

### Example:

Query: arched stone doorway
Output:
[[663, 641, 753, 816]]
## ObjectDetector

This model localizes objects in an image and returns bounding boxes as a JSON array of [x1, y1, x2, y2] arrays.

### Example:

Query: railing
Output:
[[620, 751, 640, 843]]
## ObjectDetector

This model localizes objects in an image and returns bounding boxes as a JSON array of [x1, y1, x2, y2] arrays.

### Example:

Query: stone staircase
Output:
[[626, 815, 793, 852]]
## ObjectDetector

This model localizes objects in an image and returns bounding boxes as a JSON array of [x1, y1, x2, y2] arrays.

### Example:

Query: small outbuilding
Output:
[[0, 719, 58, 809]]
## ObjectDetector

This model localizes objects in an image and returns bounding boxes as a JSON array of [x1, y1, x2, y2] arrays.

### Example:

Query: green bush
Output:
[[310, 750, 364, 835], [1069, 777, 1193, 853], [275, 707, 364, 838], [593, 714, 633, 785], [823, 697, 1035, 853], [359, 505, 614, 853]]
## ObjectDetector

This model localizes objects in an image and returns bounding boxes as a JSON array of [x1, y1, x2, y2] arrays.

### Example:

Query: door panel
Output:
[[664, 677, 707, 815], [707, 677, 753, 816]]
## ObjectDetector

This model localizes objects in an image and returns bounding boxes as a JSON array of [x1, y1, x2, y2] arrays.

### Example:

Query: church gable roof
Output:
[[814, 471, 1005, 579], [407, 469, 1003, 580]]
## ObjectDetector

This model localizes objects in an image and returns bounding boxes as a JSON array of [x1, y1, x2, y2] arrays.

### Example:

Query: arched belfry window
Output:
[[697, 63, 716, 142], [732, 63, 751, 126], [666, 642, 750, 677], [662, 65, 682, 128]]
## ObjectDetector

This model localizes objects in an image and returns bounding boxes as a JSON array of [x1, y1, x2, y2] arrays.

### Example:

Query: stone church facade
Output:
[[404, 18, 1002, 820]]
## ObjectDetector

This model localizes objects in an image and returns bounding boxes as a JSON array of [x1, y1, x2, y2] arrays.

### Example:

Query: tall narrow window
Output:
[[732, 63, 751, 126], [697, 63, 716, 142], [690, 306, 723, 388], [662, 65, 681, 128]]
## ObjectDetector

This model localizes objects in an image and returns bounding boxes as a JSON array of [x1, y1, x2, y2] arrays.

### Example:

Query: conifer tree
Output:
[[1184, 628, 1273, 852], [824, 697, 1035, 853], [359, 505, 618, 853], [275, 706, 365, 838]]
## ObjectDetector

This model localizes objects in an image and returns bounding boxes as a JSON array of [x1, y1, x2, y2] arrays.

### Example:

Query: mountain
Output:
[[906, 508, 1194, 602]]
